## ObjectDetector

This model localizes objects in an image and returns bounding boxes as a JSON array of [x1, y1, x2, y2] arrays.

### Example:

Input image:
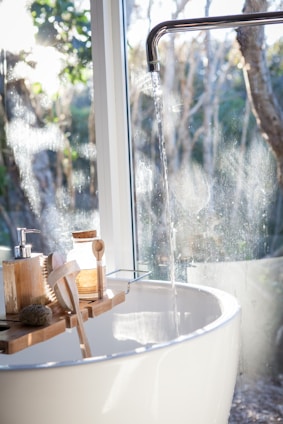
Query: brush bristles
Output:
[[40, 255, 57, 303]]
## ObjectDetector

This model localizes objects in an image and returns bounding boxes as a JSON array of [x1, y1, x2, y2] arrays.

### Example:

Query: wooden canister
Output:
[[68, 230, 99, 300], [3, 253, 46, 314]]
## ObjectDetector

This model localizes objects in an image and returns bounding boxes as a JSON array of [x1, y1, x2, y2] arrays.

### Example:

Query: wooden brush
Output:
[[47, 252, 92, 358]]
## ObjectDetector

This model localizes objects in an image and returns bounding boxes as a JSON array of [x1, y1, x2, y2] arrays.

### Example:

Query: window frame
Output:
[[90, 0, 135, 272]]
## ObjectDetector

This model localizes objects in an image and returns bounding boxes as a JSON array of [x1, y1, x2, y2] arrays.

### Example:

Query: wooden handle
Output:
[[92, 240, 106, 299], [48, 260, 79, 311], [64, 273, 92, 358], [47, 253, 92, 358], [96, 261, 107, 299]]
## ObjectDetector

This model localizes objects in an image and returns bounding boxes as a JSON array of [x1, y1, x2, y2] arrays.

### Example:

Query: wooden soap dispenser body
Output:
[[2, 228, 46, 314]]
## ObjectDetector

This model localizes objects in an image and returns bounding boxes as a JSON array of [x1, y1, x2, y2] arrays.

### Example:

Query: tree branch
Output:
[[236, 0, 283, 185]]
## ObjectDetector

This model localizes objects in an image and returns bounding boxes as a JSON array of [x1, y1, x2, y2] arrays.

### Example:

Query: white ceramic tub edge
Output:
[[0, 280, 241, 424]]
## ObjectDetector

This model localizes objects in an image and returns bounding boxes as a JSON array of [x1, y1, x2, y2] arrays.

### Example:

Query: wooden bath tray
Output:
[[0, 315, 67, 355], [81, 290, 126, 318], [0, 290, 125, 355]]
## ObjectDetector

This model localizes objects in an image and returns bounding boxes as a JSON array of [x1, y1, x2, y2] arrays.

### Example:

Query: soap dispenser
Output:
[[2, 228, 46, 314]]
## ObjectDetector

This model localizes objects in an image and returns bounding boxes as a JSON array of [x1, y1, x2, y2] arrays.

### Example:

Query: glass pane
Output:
[[125, 0, 283, 422], [0, 0, 98, 258]]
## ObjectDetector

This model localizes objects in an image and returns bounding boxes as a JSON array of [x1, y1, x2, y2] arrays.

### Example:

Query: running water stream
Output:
[[151, 71, 176, 288], [151, 71, 180, 335]]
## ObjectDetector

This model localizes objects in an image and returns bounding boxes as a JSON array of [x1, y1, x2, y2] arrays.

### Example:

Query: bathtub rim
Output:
[[0, 280, 240, 371]]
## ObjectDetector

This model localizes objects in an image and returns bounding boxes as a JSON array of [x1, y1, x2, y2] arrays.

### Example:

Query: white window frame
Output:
[[90, 0, 134, 272]]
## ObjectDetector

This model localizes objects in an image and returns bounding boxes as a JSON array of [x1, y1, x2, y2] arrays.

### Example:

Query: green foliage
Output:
[[218, 95, 246, 143], [0, 221, 11, 246], [268, 38, 283, 107], [32, 81, 44, 94], [70, 104, 90, 141], [63, 146, 78, 161], [30, 0, 92, 83], [268, 38, 283, 75], [69, 103, 91, 169], [0, 165, 8, 196]]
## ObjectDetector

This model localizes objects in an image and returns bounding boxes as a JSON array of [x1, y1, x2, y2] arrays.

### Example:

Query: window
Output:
[[0, 0, 102, 257], [124, 0, 283, 422], [1, 0, 283, 421], [0, 0, 133, 270]]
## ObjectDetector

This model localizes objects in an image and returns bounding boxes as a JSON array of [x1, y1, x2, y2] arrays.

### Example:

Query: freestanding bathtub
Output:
[[0, 276, 240, 424]]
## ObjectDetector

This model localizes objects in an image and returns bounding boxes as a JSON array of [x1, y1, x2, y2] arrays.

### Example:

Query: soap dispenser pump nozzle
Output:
[[14, 227, 41, 259]]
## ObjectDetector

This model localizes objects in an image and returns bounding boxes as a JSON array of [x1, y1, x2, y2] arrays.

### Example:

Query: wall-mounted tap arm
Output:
[[146, 11, 283, 72]]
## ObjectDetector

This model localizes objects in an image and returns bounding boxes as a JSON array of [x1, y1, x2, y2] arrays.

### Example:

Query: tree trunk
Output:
[[236, 0, 283, 186]]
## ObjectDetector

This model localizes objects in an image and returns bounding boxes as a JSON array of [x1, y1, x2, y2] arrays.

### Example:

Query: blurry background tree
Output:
[[0, 0, 96, 254], [0, 0, 283, 270], [237, 0, 283, 256], [126, 0, 283, 279]]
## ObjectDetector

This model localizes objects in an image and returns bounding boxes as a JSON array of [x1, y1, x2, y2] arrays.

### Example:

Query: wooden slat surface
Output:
[[0, 317, 66, 354], [0, 290, 125, 354], [82, 290, 125, 318]]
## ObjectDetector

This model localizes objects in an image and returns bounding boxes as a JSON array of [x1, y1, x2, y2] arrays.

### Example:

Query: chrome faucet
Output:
[[146, 11, 283, 72]]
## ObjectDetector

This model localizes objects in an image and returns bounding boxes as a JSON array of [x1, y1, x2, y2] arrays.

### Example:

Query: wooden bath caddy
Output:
[[0, 290, 125, 355]]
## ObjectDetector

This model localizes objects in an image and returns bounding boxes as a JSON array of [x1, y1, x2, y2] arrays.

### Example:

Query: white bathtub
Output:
[[0, 279, 240, 424]]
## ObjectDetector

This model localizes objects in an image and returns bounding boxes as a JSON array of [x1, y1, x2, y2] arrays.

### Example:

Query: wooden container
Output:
[[67, 230, 99, 300], [2, 253, 46, 314]]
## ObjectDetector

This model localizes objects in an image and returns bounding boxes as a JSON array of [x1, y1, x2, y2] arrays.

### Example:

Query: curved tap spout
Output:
[[146, 11, 283, 72]]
